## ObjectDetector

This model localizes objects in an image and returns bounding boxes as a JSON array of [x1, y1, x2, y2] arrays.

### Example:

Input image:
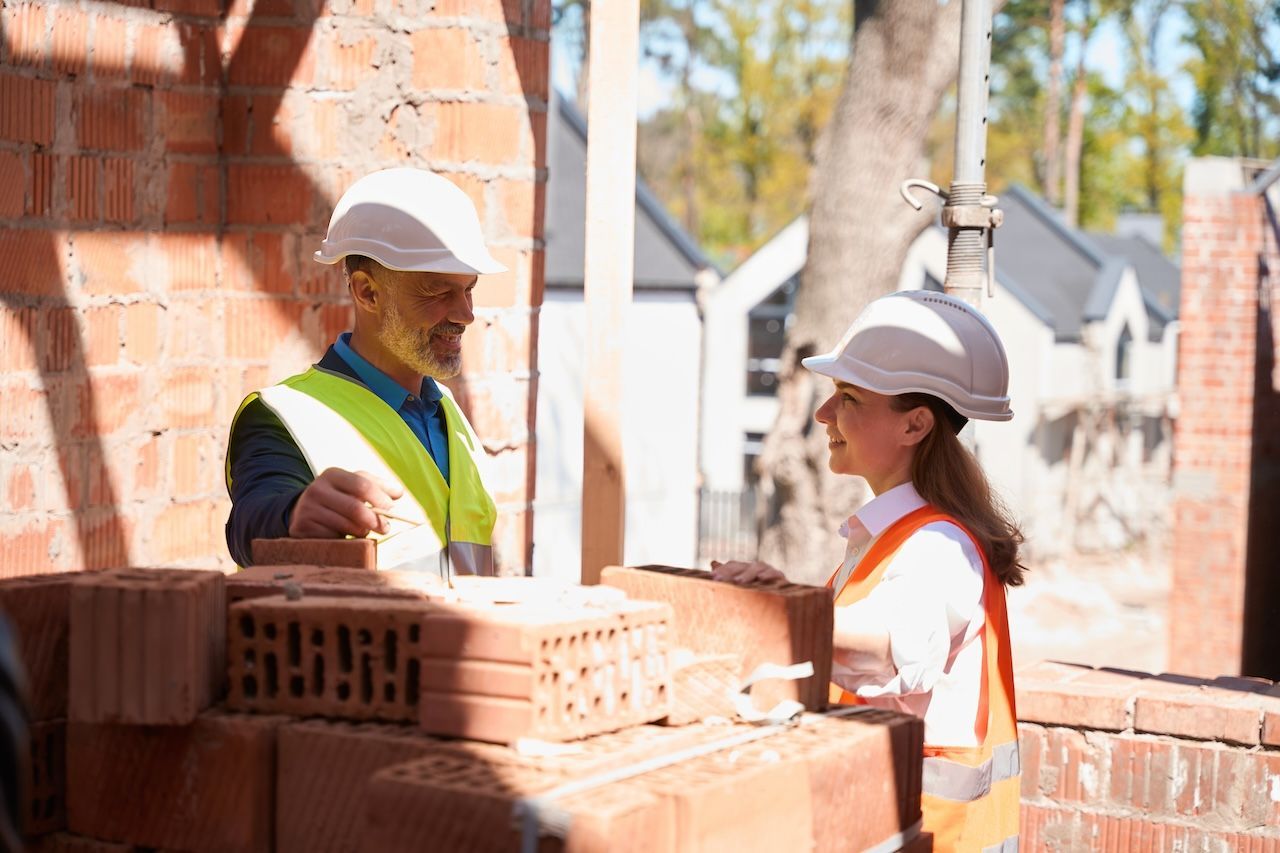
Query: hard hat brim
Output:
[[801, 351, 1014, 422], [314, 240, 507, 275]]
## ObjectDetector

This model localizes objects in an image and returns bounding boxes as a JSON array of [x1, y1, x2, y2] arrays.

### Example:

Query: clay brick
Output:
[[362, 752, 671, 853], [365, 709, 922, 853], [0, 73, 55, 145], [1134, 683, 1268, 745], [0, 573, 78, 720], [251, 537, 377, 569], [662, 650, 741, 726], [1016, 679, 1138, 731], [227, 595, 434, 723], [25, 719, 66, 838], [279, 718, 747, 853], [600, 565, 833, 712], [66, 711, 284, 852], [68, 569, 225, 725], [228, 565, 441, 607], [419, 599, 672, 743]]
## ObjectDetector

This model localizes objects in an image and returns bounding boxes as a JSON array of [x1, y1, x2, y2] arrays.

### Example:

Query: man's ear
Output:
[[901, 405, 935, 448], [349, 269, 379, 314]]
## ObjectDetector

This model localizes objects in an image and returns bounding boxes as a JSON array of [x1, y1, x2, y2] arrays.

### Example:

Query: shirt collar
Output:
[[332, 333, 442, 409], [850, 481, 927, 538]]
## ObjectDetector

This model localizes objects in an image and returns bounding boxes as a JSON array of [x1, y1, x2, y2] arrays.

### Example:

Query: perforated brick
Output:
[[25, 719, 66, 838], [362, 752, 671, 853], [279, 718, 740, 853], [663, 651, 742, 726], [66, 711, 285, 852], [68, 569, 225, 724], [228, 595, 432, 723], [251, 537, 376, 569], [227, 565, 442, 607], [362, 709, 923, 853], [601, 565, 833, 711], [0, 573, 83, 720], [419, 599, 673, 743]]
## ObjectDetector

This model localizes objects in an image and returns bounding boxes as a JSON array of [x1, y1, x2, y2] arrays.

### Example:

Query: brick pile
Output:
[[2, 564, 935, 852]]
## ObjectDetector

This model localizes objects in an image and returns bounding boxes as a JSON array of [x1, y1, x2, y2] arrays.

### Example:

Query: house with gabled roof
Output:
[[701, 185, 1180, 557], [533, 91, 720, 581]]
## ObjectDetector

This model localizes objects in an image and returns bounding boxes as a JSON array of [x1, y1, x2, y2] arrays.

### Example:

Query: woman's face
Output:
[[814, 381, 921, 493]]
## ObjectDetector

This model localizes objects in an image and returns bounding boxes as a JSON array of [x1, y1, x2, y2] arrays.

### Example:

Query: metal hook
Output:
[[900, 179, 948, 212]]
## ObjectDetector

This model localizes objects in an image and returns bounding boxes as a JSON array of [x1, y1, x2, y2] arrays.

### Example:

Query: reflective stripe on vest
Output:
[[235, 367, 497, 574], [981, 835, 1019, 853], [922, 740, 1020, 803]]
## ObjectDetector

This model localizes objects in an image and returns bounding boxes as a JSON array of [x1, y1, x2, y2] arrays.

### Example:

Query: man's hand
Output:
[[288, 468, 404, 539], [710, 560, 786, 584]]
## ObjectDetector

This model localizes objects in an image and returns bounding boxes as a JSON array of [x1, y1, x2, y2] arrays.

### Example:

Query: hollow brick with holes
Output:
[[250, 537, 376, 569], [227, 595, 433, 723], [66, 711, 285, 851], [661, 650, 742, 726], [0, 573, 84, 720], [363, 709, 923, 853], [24, 719, 66, 839], [278, 718, 745, 853], [600, 565, 833, 711], [419, 599, 673, 743], [67, 568, 225, 725]]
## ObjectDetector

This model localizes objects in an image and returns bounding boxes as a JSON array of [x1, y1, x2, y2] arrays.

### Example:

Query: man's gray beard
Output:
[[381, 303, 461, 380]]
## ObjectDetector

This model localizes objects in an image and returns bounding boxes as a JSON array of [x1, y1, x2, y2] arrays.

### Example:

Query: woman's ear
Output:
[[901, 405, 936, 447]]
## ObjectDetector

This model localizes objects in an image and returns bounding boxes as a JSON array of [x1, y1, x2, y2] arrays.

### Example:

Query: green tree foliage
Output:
[[1183, 0, 1280, 158]]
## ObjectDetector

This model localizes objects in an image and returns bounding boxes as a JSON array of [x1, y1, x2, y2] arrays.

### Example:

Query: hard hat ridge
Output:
[[314, 168, 507, 275], [801, 290, 1013, 421]]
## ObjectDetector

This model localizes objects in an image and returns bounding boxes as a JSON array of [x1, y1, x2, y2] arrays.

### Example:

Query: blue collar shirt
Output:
[[332, 333, 450, 484]]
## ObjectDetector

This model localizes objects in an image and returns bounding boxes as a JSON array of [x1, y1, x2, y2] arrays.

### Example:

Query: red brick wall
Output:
[[0, 0, 549, 575], [1170, 159, 1279, 678], [1017, 660, 1280, 850]]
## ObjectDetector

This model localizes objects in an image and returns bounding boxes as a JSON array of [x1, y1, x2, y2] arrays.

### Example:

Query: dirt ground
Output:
[[1005, 544, 1172, 675]]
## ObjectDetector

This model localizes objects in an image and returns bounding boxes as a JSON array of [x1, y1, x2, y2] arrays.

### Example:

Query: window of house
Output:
[[747, 276, 798, 396], [1116, 323, 1133, 386]]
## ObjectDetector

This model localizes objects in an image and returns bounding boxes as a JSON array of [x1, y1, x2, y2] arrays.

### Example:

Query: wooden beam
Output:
[[580, 0, 640, 584]]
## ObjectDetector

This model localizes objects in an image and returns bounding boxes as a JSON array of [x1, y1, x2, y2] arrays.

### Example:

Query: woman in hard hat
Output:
[[713, 290, 1023, 853]]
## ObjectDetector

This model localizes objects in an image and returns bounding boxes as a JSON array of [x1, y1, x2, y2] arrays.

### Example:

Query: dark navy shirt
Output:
[[224, 340, 450, 566]]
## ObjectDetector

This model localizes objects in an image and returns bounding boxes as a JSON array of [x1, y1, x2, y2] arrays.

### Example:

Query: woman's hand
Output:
[[710, 560, 785, 584]]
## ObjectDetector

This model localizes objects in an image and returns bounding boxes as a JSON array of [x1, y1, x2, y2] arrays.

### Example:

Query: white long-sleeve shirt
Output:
[[830, 482, 987, 747]]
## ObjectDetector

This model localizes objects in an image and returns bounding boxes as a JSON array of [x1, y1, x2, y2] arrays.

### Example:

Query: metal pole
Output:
[[900, 0, 1002, 306]]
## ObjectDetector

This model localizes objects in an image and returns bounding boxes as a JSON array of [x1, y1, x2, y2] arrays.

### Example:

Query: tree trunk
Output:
[[755, 0, 967, 584], [1043, 0, 1066, 207], [1062, 11, 1092, 228]]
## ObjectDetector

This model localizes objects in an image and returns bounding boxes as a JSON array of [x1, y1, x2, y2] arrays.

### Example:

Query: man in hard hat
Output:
[[224, 168, 504, 573]]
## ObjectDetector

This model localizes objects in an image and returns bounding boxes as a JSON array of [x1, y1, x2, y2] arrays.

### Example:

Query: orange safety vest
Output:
[[827, 505, 1020, 853]]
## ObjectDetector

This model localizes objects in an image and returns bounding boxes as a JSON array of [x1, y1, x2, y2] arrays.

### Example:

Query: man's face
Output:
[[377, 270, 477, 379]]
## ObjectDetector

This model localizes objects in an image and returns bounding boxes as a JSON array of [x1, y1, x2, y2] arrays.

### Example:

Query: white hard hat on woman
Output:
[[714, 289, 1024, 853]]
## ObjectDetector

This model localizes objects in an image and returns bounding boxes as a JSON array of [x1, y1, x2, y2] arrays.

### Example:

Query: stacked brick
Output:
[[1016, 659, 1280, 850], [600, 565, 833, 711], [2, 561, 937, 852]]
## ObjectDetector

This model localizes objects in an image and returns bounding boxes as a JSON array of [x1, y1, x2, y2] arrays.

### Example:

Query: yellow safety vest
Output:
[[828, 506, 1020, 853], [228, 367, 497, 575]]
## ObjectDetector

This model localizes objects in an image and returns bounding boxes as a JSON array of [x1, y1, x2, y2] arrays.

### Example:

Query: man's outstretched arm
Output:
[[225, 399, 312, 566]]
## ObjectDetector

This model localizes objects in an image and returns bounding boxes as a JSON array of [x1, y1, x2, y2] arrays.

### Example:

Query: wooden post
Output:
[[580, 0, 640, 584]]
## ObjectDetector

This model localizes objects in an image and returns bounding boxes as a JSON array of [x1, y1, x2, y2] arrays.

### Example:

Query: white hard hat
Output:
[[801, 290, 1013, 421], [314, 168, 506, 275]]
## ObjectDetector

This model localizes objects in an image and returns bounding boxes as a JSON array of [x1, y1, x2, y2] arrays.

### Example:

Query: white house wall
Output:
[[533, 288, 703, 582]]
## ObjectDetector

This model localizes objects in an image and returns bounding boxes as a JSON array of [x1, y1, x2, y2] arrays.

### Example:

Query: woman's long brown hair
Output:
[[891, 393, 1027, 587]]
